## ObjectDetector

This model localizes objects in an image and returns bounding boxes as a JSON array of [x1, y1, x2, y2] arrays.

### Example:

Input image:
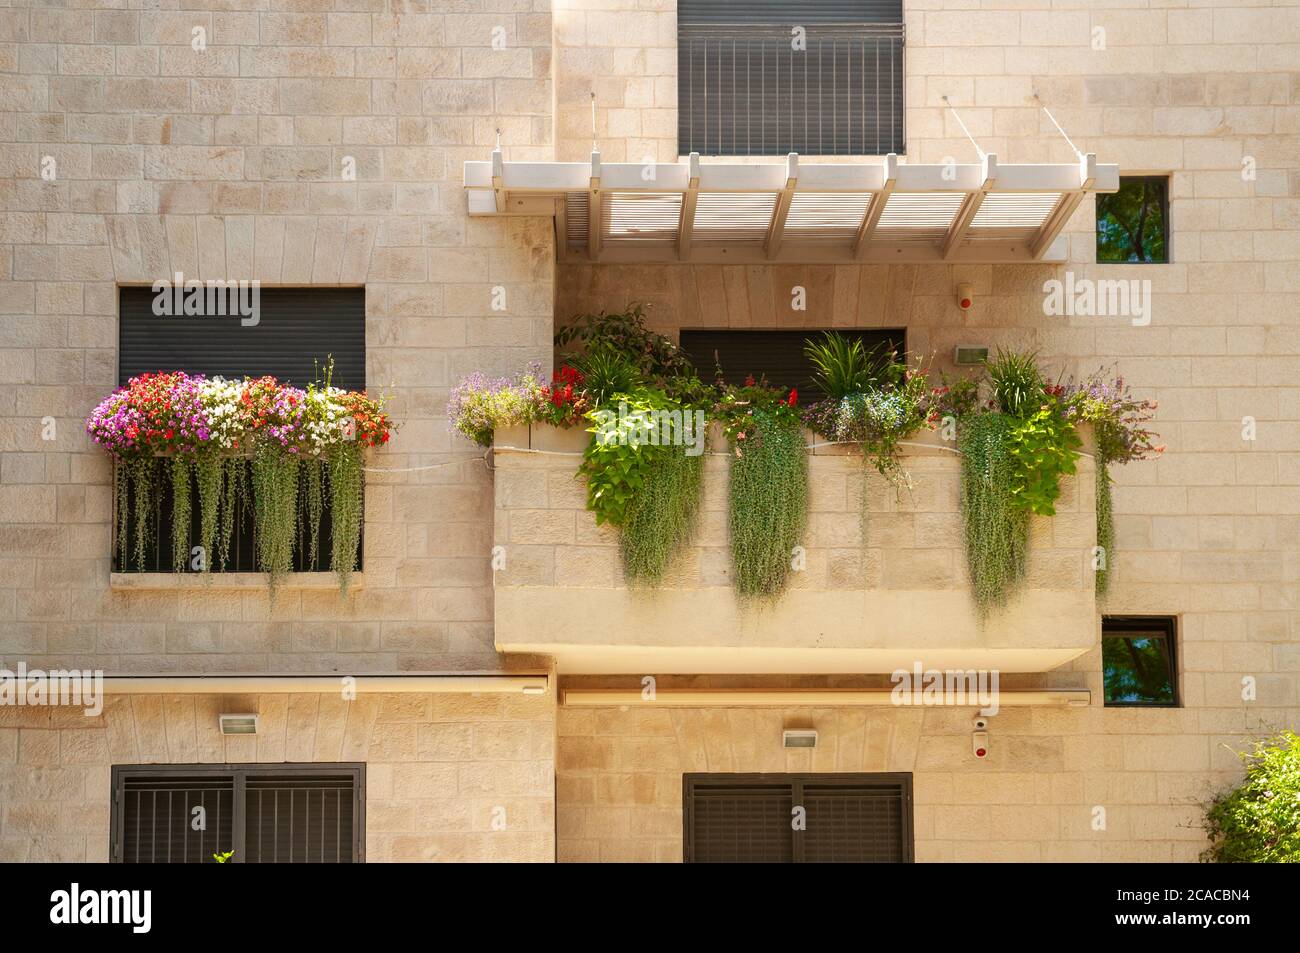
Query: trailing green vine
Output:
[[303, 457, 325, 571], [328, 442, 364, 593], [620, 442, 703, 583], [195, 452, 222, 573], [729, 409, 808, 597], [216, 456, 245, 572], [130, 457, 154, 572], [169, 456, 192, 572], [1095, 461, 1114, 598], [959, 413, 1029, 617], [251, 446, 299, 587]]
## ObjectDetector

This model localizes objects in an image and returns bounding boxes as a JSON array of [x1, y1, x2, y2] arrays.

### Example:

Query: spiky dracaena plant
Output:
[[986, 348, 1044, 418], [619, 441, 704, 584], [729, 410, 808, 597], [959, 413, 1029, 617], [328, 442, 364, 593]]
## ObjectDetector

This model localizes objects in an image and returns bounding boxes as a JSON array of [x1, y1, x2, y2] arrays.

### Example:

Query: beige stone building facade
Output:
[[1, 0, 1298, 863]]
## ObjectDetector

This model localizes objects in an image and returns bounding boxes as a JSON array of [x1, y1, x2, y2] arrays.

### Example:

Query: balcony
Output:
[[492, 424, 1097, 675]]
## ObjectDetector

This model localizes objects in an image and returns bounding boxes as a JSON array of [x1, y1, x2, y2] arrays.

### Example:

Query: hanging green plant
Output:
[[114, 460, 130, 571], [251, 446, 299, 585], [169, 455, 193, 572], [194, 452, 222, 573], [303, 457, 325, 571], [620, 442, 704, 583], [130, 456, 155, 572], [729, 409, 808, 597], [1095, 461, 1114, 598], [959, 413, 1029, 617], [216, 456, 245, 572], [328, 442, 364, 592]]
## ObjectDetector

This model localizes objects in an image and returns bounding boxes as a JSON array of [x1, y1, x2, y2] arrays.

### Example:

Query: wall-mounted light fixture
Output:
[[782, 729, 818, 749], [218, 714, 259, 735]]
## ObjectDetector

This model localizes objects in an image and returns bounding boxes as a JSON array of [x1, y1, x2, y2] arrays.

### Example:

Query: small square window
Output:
[[1102, 616, 1178, 707], [1096, 175, 1169, 263]]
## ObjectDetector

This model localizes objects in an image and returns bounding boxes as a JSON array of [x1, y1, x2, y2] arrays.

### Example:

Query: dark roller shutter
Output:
[[112, 764, 365, 864], [684, 773, 913, 863], [688, 782, 794, 863], [678, 1, 906, 156], [118, 286, 366, 391], [678, 328, 905, 404], [802, 779, 910, 863]]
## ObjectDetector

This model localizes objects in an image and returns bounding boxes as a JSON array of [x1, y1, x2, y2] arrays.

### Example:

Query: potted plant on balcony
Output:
[[86, 366, 393, 593]]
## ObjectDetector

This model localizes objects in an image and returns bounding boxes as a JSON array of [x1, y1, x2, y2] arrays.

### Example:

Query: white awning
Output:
[[464, 150, 1118, 264]]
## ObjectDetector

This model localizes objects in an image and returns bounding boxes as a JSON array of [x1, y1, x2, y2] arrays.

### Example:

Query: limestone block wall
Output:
[[0, 2, 555, 673], [555, 692, 1276, 863], [493, 424, 1096, 673], [0, 690, 555, 863]]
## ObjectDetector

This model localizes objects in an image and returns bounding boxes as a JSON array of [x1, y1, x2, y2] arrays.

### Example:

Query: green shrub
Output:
[[1203, 731, 1300, 863], [729, 409, 808, 597], [959, 413, 1029, 616]]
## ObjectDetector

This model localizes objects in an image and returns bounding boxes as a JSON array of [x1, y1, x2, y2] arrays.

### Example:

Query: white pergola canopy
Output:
[[464, 150, 1118, 265]]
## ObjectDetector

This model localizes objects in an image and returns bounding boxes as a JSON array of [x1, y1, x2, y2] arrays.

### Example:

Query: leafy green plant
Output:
[[555, 303, 696, 383], [959, 413, 1029, 617], [1004, 403, 1081, 516], [620, 442, 703, 583], [804, 332, 899, 400], [1203, 731, 1300, 863], [302, 456, 325, 571], [729, 409, 808, 597], [986, 348, 1044, 417], [213, 850, 234, 863]]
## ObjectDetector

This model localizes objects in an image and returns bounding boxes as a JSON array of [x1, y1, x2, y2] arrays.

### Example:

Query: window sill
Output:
[[109, 572, 362, 592]]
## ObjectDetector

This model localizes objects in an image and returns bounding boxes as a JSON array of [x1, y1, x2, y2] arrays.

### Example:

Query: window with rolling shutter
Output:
[[684, 773, 913, 863], [678, 1, 906, 157], [113, 286, 366, 574], [111, 764, 365, 864], [678, 328, 905, 404], [117, 286, 366, 390]]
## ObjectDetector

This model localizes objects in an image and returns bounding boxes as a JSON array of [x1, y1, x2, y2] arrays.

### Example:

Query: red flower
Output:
[[787, 388, 798, 406]]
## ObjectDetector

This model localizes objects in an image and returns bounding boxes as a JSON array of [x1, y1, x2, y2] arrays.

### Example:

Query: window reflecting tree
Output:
[[1097, 176, 1168, 263]]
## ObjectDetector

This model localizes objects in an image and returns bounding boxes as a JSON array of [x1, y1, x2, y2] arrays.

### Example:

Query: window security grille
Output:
[[111, 764, 364, 864]]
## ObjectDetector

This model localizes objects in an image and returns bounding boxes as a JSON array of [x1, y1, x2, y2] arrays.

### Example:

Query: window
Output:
[[1096, 175, 1169, 263], [114, 286, 366, 573], [683, 773, 913, 863], [111, 764, 365, 863], [677, 1, 905, 156], [678, 328, 905, 404], [1102, 616, 1178, 707]]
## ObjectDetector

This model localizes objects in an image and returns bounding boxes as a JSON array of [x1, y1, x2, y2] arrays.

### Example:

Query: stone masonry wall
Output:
[[0, 2, 555, 673], [550, 0, 1300, 861], [0, 689, 555, 863]]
